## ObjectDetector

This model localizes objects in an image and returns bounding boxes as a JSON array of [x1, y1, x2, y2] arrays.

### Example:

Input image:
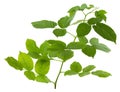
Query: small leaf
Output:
[[64, 70, 77, 76], [70, 62, 82, 73], [79, 72, 90, 77], [82, 45, 96, 57], [26, 39, 40, 54], [95, 10, 107, 21], [36, 75, 51, 83], [24, 71, 35, 81], [87, 4, 94, 9], [88, 18, 102, 25], [53, 28, 66, 37], [40, 41, 50, 56], [35, 56, 50, 75], [18, 52, 33, 71], [28, 52, 41, 59], [5, 57, 23, 70], [90, 38, 111, 52], [68, 6, 80, 13], [93, 23, 117, 43], [92, 70, 111, 78], [58, 16, 72, 28], [31, 20, 57, 28], [77, 23, 91, 37], [80, 4, 87, 10], [90, 38, 99, 45], [67, 42, 85, 49], [47, 40, 66, 50], [83, 65, 96, 72], [58, 50, 73, 61], [78, 36, 88, 44]]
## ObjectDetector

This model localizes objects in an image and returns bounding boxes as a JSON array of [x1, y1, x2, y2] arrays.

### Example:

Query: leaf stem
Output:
[[54, 62, 64, 89], [67, 31, 76, 38]]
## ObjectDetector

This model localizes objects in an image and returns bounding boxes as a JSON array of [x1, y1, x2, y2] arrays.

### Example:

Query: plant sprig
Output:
[[5, 3, 117, 89]]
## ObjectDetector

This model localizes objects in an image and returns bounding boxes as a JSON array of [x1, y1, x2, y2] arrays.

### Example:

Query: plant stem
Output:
[[54, 62, 64, 89], [67, 31, 76, 38]]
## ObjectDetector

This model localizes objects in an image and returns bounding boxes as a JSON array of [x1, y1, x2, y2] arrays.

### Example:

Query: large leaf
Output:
[[35, 56, 50, 75], [83, 65, 96, 72], [93, 23, 116, 43], [70, 62, 82, 73], [18, 52, 33, 71], [88, 18, 102, 25], [31, 20, 57, 28], [26, 39, 40, 54], [77, 23, 91, 37], [67, 42, 85, 49], [53, 28, 66, 37], [92, 70, 111, 78], [64, 70, 77, 76], [58, 16, 72, 28], [82, 45, 96, 57], [58, 50, 73, 61], [5, 57, 23, 70], [36, 75, 51, 83], [90, 38, 111, 52], [24, 71, 35, 81]]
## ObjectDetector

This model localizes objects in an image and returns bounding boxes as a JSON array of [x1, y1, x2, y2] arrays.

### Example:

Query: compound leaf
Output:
[[5, 57, 23, 70], [31, 20, 57, 28], [92, 70, 111, 78], [24, 71, 35, 81], [18, 52, 33, 71], [35, 56, 50, 75]]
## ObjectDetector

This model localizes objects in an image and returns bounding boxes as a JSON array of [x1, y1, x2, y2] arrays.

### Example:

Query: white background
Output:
[[0, 0, 120, 92]]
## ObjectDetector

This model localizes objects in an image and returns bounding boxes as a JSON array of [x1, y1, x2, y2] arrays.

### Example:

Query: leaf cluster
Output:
[[5, 3, 116, 89]]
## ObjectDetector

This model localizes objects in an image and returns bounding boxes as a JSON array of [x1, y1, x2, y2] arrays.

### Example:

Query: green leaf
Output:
[[78, 36, 88, 44], [87, 4, 94, 9], [95, 10, 107, 21], [90, 38, 111, 52], [24, 71, 35, 80], [67, 42, 85, 49], [26, 39, 40, 54], [88, 18, 102, 25], [53, 28, 66, 37], [77, 23, 91, 37], [35, 56, 50, 75], [31, 20, 57, 28], [58, 50, 73, 61], [18, 52, 33, 71], [70, 62, 82, 73], [92, 70, 111, 78], [68, 6, 80, 13], [36, 75, 50, 83], [58, 16, 72, 28], [79, 72, 90, 77], [80, 4, 87, 10], [40, 41, 50, 56], [64, 70, 78, 76], [5, 57, 23, 70], [82, 45, 96, 57], [28, 52, 41, 59], [47, 40, 66, 50], [93, 23, 117, 43], [83, 65, 96, 72]]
